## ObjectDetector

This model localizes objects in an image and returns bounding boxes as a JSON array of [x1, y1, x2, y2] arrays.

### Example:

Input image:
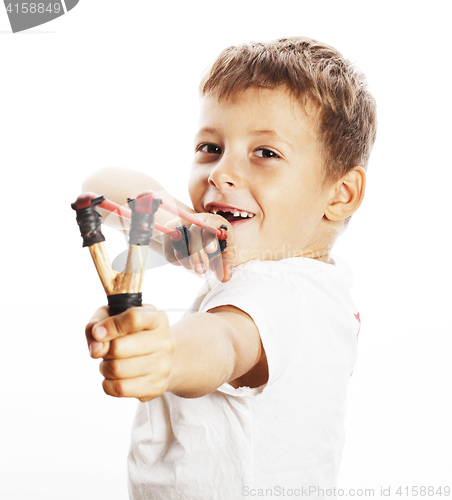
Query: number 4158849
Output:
[[5, 3, 62, 14], [396, 486, 450, 496]]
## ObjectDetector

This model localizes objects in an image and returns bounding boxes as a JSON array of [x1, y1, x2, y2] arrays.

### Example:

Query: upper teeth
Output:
[[211, 208, 254, 218]]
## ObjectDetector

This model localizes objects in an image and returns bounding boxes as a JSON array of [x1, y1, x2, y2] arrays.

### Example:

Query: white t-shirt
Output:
[[128, 257, 360, 500]]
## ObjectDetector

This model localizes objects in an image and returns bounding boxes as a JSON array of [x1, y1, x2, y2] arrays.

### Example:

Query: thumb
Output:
[[221, 261, 233, 282], [210, 251, 234, 283], [85, 305, 110, 359]]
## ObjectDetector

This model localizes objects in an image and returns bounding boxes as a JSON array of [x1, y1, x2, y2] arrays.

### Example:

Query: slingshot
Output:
[[71, 191, 227, 315]]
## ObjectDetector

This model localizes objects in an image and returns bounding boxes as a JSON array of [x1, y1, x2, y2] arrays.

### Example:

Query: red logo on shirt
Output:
[[350, 313, 361, 377], [354, 312, 361, 339]]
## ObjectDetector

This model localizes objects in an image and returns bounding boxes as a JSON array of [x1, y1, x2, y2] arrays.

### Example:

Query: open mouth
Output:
[[209, 206, 255, 222]]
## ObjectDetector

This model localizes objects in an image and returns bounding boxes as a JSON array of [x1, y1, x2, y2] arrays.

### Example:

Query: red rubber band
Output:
[[99, 194, 226, 240]]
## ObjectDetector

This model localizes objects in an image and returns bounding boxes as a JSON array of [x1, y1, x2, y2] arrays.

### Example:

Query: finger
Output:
[[91, 305, 162, 343], [203, 214, 235, 259], [85, 305, 110, 342], [209, 246, 235, 283], [102, 323, 172, 360], [188, 225, 210, 274], [85, 306, 110, 358], [162, 218, 191, 267], [100, 351, 172, 380], [207, 218, 235, 282], [89, 340, 110, 359], [209, 253, 230, 283], [220, 260, 234, 282], [162, 233, 181, 266], [163, 228, 193, 270], [174, 249, 193, 271], [202, 231, 219, 255], [102, 373, 169, 402], [199, 216, 235, 282]]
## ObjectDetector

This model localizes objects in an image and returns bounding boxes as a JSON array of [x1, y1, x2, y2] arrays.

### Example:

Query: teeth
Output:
[[209, 207, 255, 218]]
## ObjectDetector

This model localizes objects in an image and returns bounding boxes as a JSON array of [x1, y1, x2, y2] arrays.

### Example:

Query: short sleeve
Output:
[[198, 266, 302, 392]]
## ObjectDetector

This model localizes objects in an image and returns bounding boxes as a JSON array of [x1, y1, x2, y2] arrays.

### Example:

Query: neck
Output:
[[300, 246, 334, 264]]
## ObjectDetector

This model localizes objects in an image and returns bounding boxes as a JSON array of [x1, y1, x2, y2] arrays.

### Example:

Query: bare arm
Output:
[[167, 305, 263, 398], [86, 304, 265, 401], [82, 166, 196, 241]]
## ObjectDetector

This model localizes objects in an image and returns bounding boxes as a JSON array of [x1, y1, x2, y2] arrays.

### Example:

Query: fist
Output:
[[85, 305, 175, 403], [162, 213, 236, 283]]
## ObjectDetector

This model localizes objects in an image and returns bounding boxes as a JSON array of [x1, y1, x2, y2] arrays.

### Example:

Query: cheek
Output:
[[188, 168, 205, 210], [262, 175, 321, 226]]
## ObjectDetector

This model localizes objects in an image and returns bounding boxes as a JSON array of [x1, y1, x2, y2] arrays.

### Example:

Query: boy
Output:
[[84, 37, 376, 499]]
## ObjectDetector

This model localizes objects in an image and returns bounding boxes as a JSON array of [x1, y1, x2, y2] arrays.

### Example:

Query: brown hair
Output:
[[200, 37, 377, 184]]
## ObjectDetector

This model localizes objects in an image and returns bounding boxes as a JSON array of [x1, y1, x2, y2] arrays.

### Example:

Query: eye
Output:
[[255, 148, 281, 159], [196, 143, 222, 155]]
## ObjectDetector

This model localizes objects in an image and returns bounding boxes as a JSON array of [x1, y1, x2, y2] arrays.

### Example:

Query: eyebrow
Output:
[[249, 129, 295, 152], [195, 127, 218, 137], [196, 128, 294, 152]]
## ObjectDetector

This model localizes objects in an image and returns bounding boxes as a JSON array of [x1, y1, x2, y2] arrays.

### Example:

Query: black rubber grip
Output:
[[107, 293, 142, 316], [127, 197, 162, 246], [206, 225, 228, 260], [71, 195, 106, 248], [171, 225, 191, 259], [171, 224, 228, 260]]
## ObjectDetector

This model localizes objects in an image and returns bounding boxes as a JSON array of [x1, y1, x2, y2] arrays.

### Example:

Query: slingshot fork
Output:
[[72, 190, 228, 315]]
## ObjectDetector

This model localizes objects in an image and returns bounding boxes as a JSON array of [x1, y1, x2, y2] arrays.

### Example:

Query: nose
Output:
[[208, 155, 244, 190]]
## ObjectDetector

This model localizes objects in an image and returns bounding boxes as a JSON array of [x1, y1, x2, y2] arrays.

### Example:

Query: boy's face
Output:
[[189, 87, 334, 265]]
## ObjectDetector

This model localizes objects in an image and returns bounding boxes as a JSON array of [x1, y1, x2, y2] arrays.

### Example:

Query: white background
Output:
[[1, 1, 451, 498]]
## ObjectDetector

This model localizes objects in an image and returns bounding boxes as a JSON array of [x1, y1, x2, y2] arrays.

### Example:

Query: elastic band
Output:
[[107, 293, 142, 316]]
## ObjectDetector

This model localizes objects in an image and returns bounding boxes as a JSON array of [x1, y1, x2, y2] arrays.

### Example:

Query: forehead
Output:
[[198, 87, 319, 141]]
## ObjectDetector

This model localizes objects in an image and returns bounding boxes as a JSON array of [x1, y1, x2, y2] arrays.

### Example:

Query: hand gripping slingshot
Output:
[[71, 191, 228, 316]]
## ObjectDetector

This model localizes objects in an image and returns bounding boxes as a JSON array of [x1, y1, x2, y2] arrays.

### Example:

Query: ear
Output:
[[324, 166, 366, 221]]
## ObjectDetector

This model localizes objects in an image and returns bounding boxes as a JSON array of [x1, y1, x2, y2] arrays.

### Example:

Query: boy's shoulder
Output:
[[229, 256, 353, 288], [197, 256, 354, 312]]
